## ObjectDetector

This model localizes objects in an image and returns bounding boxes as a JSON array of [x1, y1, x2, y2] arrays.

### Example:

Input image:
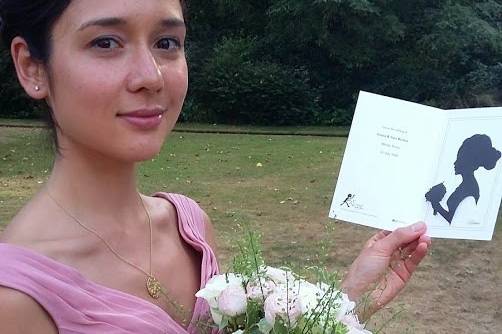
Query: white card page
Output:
[[330, 92, 502, 240], [424, 107, 502, 240], [330, 91, 444, 230]]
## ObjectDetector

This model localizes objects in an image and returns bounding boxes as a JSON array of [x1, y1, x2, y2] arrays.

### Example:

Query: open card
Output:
[[329, 91, 502, 240]]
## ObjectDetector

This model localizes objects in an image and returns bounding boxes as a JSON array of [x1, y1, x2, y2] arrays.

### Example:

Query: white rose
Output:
[[264, 266, 294, 285], [296, 280, 323, 314], [218, 284, 248, 317], [195, 274, 244, 308], [264, 291, 302, 327], [346, 325, 373, 334], [335, 292, 356, 320], [195, 273, 244, 325], [341, 314, 372, 333], [246, 278, 277, 300]]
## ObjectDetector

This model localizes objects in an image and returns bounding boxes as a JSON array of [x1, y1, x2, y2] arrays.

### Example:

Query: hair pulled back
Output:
[[458, 134, 501, 171], [0, 0, 72, 62]]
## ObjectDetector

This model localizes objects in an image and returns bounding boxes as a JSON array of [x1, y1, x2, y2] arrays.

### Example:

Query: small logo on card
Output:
[[340, 194, 364, 209]]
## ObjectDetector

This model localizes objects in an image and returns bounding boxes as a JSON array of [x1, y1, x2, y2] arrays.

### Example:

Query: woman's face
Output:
[[454, 150, 476, 175], [45, 0, 187, 162]]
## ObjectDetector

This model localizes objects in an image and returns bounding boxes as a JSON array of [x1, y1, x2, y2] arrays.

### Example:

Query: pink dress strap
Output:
[[154, 192, 220, 333], [0, 192, 219, 334]]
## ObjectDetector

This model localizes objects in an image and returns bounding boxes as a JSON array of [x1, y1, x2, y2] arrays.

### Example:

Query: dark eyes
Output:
[[90, 37, 181, 51], [91, 37, 120, 49], [155, 38, 181, 50]]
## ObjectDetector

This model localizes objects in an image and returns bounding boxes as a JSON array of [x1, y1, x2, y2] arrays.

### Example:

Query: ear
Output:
[[10, 36, 50, 100]]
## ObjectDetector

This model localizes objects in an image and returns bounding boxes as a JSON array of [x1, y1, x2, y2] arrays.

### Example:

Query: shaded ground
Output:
[[1, 127, 500, 333]]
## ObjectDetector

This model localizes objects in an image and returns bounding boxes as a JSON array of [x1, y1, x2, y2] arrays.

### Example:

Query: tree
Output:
[[2, 0, 501, 123]]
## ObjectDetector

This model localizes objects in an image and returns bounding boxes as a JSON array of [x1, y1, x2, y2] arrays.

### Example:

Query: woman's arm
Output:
[[0, 287, 58, 334], [341, 222, 431, 321], [431, 186, 476, 224], [430, 201, 454, 223]]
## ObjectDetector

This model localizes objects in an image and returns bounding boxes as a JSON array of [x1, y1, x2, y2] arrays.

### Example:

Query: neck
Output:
[[461, 173, 476, 184], [44, 145, 145, 230]]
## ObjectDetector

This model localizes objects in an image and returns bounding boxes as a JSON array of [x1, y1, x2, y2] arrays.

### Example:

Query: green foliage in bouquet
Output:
[[196, 230, 371, 334], [232, 231, 266, 280]]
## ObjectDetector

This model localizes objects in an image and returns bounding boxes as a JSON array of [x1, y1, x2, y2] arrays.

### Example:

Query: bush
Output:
[[312, 107, 354, 126], [190, 37, 320, 125]]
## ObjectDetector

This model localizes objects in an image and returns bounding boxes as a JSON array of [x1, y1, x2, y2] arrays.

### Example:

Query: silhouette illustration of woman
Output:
[[425, 134, 501, 224]]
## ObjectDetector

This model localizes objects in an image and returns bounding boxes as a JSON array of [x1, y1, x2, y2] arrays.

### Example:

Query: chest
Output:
[[152, 233, 203, 325], [71, 230, 203, 327]]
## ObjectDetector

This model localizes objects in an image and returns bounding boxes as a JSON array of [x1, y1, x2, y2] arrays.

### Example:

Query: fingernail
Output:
[[411, 222, 426, 232]]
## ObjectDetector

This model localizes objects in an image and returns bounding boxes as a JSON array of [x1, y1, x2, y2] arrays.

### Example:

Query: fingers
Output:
[[399, 234, 432, 258], [381, 230, 392, 237], [404, 241, 429, 274], [364, 230, 391, 248], [391, 240, 429, 281], [419, 233, 432, 247], [376, 222, 427, 254], [400, 240, 419, 257], [357, 233, 431, 322]]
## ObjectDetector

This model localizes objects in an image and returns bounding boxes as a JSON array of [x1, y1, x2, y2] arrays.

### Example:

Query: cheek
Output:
[[62, 62, 123, 111], [163, 61, 188, 106], [51, 59, 122, 119], [48, 58, 126, 148]]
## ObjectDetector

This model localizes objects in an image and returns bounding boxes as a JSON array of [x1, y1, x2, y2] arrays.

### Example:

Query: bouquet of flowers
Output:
[[425, 183, 447, 215], [196, 232, 371, 334]]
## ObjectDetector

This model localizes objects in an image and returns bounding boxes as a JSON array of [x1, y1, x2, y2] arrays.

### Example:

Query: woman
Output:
[[426, 134, 501, 225], [0, 1, 431, 333]]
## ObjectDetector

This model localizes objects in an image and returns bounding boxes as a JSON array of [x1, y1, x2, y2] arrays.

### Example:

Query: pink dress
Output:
[[0, 193, 219, 333]]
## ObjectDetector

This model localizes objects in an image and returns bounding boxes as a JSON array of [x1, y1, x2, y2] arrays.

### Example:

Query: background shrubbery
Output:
[[1, 0, 502, 125], [186, 37, 319, 125]]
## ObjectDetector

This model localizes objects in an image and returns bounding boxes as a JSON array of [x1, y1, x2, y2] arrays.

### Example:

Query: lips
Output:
[[118, 108, 166, 130]]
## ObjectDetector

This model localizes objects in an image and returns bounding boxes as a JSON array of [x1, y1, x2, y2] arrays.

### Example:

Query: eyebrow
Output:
[[159, 18, 186, 29], [78, 17, 126, 31], [78, 17, 185, 31]]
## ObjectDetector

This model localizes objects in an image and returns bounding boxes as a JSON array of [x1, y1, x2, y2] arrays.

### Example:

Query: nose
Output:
[[126, 47, 164, 93]]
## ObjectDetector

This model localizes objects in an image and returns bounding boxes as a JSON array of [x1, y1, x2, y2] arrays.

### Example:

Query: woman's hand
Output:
[[341, 222, 431, 321]]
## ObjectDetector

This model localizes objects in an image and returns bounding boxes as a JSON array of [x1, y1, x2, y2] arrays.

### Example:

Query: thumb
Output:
[[376, 222, 427, 253]]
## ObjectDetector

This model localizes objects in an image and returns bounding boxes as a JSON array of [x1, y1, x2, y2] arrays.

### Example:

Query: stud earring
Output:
[[35, 85, 40, 91]]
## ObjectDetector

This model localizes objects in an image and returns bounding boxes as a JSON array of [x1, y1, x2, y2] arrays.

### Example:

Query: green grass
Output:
[[174, 122, 350, 136], [0, 118, 349, 136], [0, 127, 347, 267], [140, 132, 347, 264], [0, 128, 54, 223], [0, 118, 45, 127]]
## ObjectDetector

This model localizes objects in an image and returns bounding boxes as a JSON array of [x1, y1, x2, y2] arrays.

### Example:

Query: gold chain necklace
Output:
[[47, 191, 164, 299]]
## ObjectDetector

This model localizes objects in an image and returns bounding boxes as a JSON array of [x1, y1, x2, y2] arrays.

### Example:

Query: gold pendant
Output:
[[146, 275, 162, 299]]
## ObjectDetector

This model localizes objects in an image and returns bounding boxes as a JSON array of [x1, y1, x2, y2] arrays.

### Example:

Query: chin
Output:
[[129, 145, 164, 162], [106, 137, 164, 163]]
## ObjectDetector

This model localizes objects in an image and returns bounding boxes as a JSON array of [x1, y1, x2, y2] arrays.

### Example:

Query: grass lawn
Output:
[[1, 126, 501, 333], [0, 126, 346, 266], [0, 118, 349, 136], [0, 118, 45, 127]]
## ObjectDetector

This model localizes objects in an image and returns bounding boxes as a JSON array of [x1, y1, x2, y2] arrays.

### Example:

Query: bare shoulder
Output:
[[0, 286, 58, 334], [144, 194, 178, 233], [145, 193, 219, 255]]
